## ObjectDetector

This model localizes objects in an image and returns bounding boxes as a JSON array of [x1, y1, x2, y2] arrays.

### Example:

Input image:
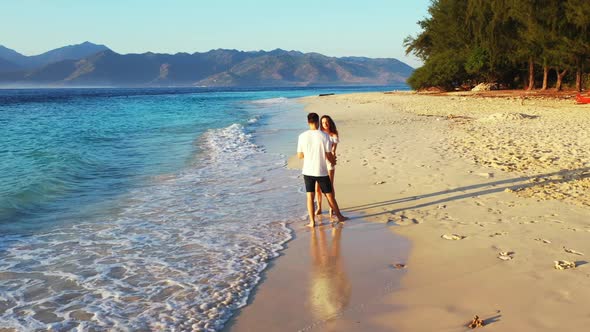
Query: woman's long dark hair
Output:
[[320, 115, 338, 136]]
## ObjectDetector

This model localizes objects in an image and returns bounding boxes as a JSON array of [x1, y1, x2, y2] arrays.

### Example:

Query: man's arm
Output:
[[297, 152, 304, 159]]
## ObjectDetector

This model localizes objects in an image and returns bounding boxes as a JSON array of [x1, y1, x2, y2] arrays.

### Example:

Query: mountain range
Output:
[[0, 42, 413, 87]]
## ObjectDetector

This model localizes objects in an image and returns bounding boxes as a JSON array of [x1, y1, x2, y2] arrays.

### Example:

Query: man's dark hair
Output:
[[307, 113, 319, 126]]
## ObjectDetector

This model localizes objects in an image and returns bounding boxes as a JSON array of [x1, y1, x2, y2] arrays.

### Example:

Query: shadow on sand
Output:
[[342, 167, 590, 219]]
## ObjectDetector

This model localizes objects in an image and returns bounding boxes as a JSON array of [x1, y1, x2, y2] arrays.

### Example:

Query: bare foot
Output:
[[331, 214, 349, 223], [306, 221, 316, 228]]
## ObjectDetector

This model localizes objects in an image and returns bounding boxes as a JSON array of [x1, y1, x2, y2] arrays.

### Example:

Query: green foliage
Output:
[[464, 47, 489, 76], [405, 0, 590, 90], [407, 51, 465, 90]]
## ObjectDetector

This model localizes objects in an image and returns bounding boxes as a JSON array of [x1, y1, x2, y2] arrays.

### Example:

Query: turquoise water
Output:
[[0, 85, 408, 330], [1, 89, 267, 232]]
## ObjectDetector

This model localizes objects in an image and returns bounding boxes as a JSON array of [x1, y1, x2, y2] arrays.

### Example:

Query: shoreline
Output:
[[227, 91, 590, 331], [224, 220, 411, 332]]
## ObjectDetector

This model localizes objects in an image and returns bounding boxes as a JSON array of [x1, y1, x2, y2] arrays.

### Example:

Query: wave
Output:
[[248, 97, 290, 105], [0, 121, 303, 331], [201, 123, 260, 162]]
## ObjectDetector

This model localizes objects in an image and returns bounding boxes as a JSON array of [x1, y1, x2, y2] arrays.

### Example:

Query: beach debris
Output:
[[391, 263, 406, 269], [437, 204, 447, 209], [564, 247, 584, 256], [489, 231, 507, 237], [477, 172, 494, 178], [471, 82, 498, 91], [467, 315, 485, 328], [554, 260, 577, 270], [441, 234, 466, 240], [498, 251, 515, 261], [534, 238, 551, 244], [374, 181, 386, 185]]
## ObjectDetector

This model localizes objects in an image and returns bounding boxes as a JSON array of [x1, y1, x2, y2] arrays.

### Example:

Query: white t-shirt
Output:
[[297, 129, 332, 177]]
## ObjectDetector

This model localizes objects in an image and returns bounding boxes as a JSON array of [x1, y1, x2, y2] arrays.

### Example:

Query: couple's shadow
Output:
[[342, 167, 590, 219]]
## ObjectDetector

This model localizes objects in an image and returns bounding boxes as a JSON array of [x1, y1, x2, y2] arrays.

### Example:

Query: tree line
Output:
[[404, 0, 590, 91]]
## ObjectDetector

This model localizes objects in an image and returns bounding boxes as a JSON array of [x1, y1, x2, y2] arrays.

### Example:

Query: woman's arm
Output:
[[331, 135, 339, 154]]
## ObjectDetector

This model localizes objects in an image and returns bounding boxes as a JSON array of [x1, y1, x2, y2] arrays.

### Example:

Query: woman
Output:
[[315, 115, 339, 216]]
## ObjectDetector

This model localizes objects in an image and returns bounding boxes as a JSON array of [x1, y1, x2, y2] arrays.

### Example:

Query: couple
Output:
[[297, 113, 348, 227]]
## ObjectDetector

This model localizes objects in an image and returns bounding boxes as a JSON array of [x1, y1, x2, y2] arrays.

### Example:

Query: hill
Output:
[[0, 45, 413, 87]]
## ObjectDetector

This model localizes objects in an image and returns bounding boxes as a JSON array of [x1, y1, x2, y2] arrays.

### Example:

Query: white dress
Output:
[[327, 134, 339, 171]]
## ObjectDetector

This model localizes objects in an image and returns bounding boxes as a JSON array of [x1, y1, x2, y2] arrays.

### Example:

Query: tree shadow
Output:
[[343, 167, 590, 219]]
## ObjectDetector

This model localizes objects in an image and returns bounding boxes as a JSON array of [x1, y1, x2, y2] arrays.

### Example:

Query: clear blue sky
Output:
[[1, 0, 430, 67]]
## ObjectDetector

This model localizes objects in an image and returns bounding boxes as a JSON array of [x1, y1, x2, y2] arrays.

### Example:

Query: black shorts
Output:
[[303, 175, 333, 193]]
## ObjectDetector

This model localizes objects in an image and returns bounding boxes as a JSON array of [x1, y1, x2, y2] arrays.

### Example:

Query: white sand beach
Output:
[[228, 91, 590, 331]]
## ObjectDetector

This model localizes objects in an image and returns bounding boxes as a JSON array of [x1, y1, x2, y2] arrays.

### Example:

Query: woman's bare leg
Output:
[[325, 192, 348, 222], [328, 169, 335, 215]]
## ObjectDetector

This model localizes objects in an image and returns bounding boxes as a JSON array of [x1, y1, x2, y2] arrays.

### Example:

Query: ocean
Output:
[[0, 85, 408, 331]]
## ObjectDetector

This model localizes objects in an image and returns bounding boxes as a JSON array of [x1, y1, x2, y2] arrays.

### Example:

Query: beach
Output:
[[0, 87, 408, 331], [228, 91, 590, 331]]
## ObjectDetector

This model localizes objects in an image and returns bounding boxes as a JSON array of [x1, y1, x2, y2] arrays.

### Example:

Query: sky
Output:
[[1, 0, 430, 68]]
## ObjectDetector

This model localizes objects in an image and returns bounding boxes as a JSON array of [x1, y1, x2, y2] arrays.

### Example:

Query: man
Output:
[[297, 113, 348, 227]]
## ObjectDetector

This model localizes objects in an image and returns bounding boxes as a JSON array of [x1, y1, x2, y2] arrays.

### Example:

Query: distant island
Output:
[[0, 42, 413, 88]]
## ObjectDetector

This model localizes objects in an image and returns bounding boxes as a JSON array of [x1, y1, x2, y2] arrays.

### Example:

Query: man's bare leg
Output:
[[325, 192, 348, 222], [307, 192, 318, 227], [314, 182, 322, 215]]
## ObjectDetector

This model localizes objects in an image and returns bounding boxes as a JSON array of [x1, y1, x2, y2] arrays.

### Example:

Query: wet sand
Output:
[[228, 91, 590, 331], [225, 221, 409, 332]]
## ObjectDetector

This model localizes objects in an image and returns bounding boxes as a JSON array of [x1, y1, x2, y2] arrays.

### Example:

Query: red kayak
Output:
[[576, 93, 590, 104]]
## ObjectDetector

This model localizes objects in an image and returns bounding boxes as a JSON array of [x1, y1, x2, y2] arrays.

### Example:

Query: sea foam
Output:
[[0, 120, 303, 331]]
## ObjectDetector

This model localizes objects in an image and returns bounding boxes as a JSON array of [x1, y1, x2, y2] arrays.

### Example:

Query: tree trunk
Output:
[[527, 56, 535, 90], [541, 65, 549, 90], [577, 58, 585, 91], [556, 68, 567, 91]]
